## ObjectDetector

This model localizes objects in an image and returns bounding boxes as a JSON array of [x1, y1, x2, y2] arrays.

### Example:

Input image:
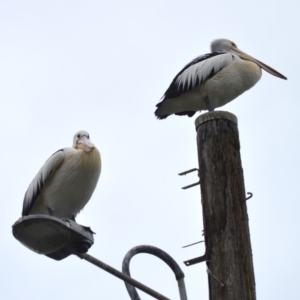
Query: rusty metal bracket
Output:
[[246, 192, 253, 200], [178, 168, 200, 190], [184, 253, 206, 266]]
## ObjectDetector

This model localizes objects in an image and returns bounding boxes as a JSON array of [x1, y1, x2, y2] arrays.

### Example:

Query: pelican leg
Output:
[[48, 207, 54, 216], [204, 97, 214, 112]]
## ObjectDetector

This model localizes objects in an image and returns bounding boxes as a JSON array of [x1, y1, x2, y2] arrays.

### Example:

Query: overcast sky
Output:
[[1, 1, 299, 299]]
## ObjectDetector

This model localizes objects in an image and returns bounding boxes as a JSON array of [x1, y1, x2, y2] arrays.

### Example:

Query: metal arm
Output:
[[13, 216, 178, 299], [122, 245, 188, 300], [78, 253, 170, 300]]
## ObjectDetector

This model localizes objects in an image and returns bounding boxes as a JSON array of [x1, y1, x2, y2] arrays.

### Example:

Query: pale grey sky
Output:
[[1, 1, 299, 299]]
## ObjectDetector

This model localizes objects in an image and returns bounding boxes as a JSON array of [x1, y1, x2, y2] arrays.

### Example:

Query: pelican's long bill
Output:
[[76, 135, 95, 152], [232, 47, 287, 80]]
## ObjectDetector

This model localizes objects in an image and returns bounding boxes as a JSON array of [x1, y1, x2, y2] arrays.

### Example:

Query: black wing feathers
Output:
[[22, 149, 64, 216], [159, 52, 222, 102]]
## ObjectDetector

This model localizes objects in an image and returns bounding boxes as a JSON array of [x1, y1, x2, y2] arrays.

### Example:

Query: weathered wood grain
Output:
[[195, 111, 256, 300]]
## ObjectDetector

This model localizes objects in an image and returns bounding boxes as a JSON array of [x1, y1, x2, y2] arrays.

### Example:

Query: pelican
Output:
[[22, 130, 101, 220], [155, 38, 287, 119]]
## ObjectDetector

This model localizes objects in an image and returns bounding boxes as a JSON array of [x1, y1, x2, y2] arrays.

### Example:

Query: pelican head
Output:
[[73, 130, 95, 153], [211, 38, 287, 80], [211, 39, 237, 52]]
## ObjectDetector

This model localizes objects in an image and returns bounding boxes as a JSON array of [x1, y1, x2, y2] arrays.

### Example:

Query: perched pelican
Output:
[[155, 38, 287, 119], [22, 130, 101, 220]]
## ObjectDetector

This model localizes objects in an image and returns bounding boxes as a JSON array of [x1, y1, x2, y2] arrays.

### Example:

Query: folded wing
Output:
[[22, 150, 65, 216], [160, 52, 235, 100]]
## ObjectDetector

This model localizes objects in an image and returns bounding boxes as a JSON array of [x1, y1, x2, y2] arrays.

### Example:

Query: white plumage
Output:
[[22, 130, 101, 219], [155, 38, 287, 119]]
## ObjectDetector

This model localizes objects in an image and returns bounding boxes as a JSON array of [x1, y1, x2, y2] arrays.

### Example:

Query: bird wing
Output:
[[22, 149, 65, 216], [160, 52, 235, 100]]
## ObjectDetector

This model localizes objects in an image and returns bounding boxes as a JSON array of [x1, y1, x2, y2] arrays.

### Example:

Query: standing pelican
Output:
[[155, 38, 287, 119], [22, 130, 101, 220]]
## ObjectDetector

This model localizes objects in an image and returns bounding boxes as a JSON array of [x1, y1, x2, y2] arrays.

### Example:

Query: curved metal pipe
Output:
[[78, 253, 170, 300], [122, 245, 188, 300]]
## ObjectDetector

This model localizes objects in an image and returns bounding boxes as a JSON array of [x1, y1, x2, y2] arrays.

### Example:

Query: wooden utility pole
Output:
[[195, 111, 256, 300]]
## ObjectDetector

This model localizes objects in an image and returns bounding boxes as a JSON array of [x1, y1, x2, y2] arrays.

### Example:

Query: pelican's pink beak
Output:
[[231, 47, 287, 80], [76, 136, 95, 153]]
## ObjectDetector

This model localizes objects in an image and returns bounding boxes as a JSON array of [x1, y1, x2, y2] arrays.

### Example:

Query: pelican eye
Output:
[[77, 134, 81, 138]]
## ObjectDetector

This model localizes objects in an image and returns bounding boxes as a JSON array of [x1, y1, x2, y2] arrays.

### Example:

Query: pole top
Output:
[[195, 111, 238, 130]]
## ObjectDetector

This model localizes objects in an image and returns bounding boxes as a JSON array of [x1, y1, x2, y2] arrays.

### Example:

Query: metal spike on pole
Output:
[[195, 111, 256, 300]]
